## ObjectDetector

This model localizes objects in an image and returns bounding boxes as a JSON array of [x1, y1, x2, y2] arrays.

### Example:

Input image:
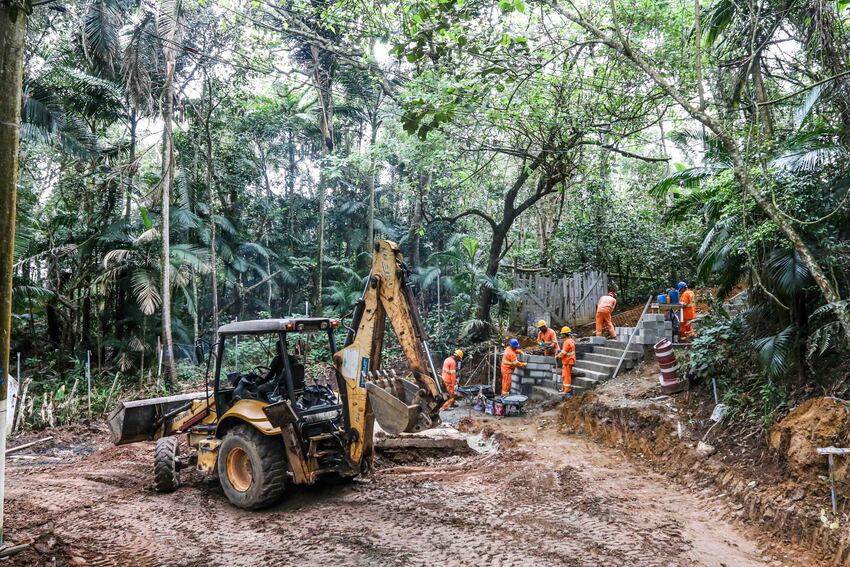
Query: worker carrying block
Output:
[[557, 326, 576, 394], [441, 349, 464, 410], [595, 291, 618, 340], [536, 320, 558, 357], [500, 339, 527, 396], [678, 281, 696, 340]]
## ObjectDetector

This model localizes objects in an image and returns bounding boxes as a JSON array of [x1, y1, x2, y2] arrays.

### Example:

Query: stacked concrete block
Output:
[[511, 354, 558, 395], [615, 314, 673, 346]]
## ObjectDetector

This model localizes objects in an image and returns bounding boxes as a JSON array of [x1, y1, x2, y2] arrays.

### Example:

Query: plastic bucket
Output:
[[657, 294, 667, 304]]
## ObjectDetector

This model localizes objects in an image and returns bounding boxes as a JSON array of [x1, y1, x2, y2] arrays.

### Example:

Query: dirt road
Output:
[[5, 413, 819, 566]]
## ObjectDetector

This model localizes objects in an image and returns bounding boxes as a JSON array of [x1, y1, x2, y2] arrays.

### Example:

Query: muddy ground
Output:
[[3, 406, 823, 567]]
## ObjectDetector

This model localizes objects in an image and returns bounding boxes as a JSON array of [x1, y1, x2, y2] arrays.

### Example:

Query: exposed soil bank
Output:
[[3, 411, 822, 566], [560, 389, 850, 565]]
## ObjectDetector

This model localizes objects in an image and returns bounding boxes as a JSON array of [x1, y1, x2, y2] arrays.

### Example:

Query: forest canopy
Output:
[[4, 0, 850, 421]]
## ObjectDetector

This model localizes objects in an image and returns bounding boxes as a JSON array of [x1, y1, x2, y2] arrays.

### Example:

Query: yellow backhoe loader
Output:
[[107, 240, 447, 509]]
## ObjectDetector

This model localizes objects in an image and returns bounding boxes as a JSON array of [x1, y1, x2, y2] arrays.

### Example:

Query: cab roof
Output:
[[217, 318, 335, 336]]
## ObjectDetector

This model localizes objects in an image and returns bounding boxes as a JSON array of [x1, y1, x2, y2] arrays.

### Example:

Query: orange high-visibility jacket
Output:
[[557, 337, 576, 365], [597, 295, 617, 314], [537, 328, 558, 350], [501, 346, 523, 374], [680, 289, 696, 321], [441, 356, 457, 385]]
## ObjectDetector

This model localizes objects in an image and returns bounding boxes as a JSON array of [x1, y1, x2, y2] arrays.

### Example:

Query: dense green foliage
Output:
[[7, 0, 850, 427]]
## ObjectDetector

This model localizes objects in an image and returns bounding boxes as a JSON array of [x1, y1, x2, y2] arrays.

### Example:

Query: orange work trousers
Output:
[[561, 364, 573, 393], [442, 380, 456, 409], [595, 311, 617, 339], [680, 320, 695, 340], [501, 368, 513, 396]]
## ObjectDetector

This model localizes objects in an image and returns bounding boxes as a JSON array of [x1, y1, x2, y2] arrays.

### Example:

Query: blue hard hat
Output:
[[509, 338, 520, 348], [677, 281, 687, 291]]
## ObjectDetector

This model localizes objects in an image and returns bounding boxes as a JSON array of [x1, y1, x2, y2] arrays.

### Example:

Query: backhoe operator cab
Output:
[[207, 318, 353, 508], [214, 318, 343, 439], [107, 239, 446, 510]]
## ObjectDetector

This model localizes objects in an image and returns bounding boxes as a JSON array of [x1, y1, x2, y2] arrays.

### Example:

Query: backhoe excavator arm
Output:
[[333, 240, 446, 464]]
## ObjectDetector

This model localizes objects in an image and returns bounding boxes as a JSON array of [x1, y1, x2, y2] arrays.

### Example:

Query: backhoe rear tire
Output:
[[218, 425, 287, 510], [153, 437, 180, 493]]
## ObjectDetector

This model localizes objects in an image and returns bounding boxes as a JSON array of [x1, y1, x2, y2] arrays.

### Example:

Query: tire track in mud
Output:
[[5, 417, 817, 566]]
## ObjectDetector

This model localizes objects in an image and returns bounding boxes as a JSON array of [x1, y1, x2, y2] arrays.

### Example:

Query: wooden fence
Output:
[[512, 270, 609, 329]]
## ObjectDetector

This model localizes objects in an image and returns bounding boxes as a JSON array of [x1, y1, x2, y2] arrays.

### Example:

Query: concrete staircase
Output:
[[512, 338, 644, 400]]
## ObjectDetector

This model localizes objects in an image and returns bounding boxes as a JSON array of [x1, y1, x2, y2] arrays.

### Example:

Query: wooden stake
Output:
[[86, 350, 92, 420], [103, 373, 120, 415], [12, 378, 30, 434]]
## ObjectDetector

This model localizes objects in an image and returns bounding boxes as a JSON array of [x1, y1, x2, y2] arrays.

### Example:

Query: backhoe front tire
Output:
[[218, 425, 287, 510], [153, 437, 180, 493]]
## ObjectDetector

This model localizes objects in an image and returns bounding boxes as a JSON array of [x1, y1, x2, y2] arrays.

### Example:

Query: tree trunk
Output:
[[309, 44, 335, 315], [287, 130, 295, 239], [408, 170, 430, 268], [366, 114, 379, 252], [159, 7, 179, 387], [204, 76, 219, 346], [751, 57, 773, 140], [0, 0, 27, 543], [475, 223, 509, 328]]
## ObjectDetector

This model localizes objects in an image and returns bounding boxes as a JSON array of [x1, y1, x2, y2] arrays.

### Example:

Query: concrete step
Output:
[[531, 385, 567, 400], [602, 340, 645, 354], [573, 375, 599, 390], [579, 352, 635, 369], [571, 366, 608, 381], [543, 378, 588, 395], [590, 345, 641, 360], [573, 359, 617, 376]]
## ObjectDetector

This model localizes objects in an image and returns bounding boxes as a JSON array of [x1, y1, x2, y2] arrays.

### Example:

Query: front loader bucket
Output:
[[366, 377, 439, 435], [108, 391, 207, 445]]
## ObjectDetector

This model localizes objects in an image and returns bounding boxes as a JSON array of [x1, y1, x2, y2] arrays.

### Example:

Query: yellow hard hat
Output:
[[455, 349, 464, 359], [537, 320, 547, 328], [560, 326, 572, 334]]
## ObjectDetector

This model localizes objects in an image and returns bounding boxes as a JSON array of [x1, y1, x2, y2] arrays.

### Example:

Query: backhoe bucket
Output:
[[366, 376, 439, 435], [108, 391, 207, 445]]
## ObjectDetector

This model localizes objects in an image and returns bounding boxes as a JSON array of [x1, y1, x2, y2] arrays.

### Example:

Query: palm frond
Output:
[[459, 318, 494, 339], [766, 248, 811, 295], [170, 244, 210, 273], [754, 325, 796, 379], [131, 268, 161, 315]]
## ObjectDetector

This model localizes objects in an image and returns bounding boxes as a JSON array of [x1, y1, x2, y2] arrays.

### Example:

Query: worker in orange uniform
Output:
[[500, 339, 527, 396], [441, 349, 463, 410], [536, 320, 558, 357], [557, 326, 576, 394], [595, 291, 618, 340], [678, 281, 696, 341]]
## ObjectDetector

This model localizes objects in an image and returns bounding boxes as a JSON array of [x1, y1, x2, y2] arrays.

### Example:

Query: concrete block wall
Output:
[[615, 313, 673, 346]]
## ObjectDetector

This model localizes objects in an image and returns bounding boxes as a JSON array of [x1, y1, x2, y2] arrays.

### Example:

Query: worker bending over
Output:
[[536, 320, 558, 357], [441, 349, 464, 410], [678, 281, 696, 341], [557, 326, 576, 394], [500, 339, 527, 396], [595, 291, 618, 340]]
